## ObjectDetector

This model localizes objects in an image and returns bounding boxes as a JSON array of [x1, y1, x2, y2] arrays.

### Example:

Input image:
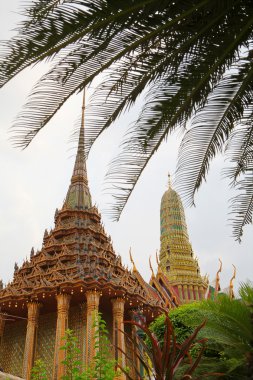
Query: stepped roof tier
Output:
[[149, 255, 180, 308], [158, 175, 208, 303], [0, 96, 164, 320]]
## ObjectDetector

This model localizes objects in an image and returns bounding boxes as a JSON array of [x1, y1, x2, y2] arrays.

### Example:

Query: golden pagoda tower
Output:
[[158, 175, 208, 303]]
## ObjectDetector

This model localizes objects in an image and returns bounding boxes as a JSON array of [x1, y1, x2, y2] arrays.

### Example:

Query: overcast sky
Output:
[[0, 1, 252, 294]]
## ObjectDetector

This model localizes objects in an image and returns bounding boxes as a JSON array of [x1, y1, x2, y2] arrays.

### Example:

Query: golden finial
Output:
[[81, 88, 85, 130], [168, 173, 171, 189], [215, 258, 222, 297], [149, 256, 155, 279], [129, 248, 136, 272], [229, 264, 236, 299]]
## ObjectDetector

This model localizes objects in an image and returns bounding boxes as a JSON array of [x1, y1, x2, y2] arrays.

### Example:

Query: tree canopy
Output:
[[1, 1, 253, 239]]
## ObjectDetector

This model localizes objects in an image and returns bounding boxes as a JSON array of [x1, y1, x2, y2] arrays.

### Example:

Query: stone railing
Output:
[[0, 372, 23, 380]]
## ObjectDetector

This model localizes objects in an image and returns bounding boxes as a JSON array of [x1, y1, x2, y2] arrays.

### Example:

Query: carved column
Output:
[[183, 285, 189, 301], [112, 298, 126, 372], [0, 313, 5, 352], [128, 309, 140, 378], [53, 293, 71, 380], [22, 302, 41, 380], [199, 286, 205, 300], [189, 285, 194, 301], [80, 302, 87, 364], [85, 291, 100, 366], [178, 285, 183, 300], [194, 286, 199, 301]]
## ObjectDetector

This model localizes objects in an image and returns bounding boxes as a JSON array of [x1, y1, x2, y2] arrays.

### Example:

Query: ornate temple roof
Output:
[[0, 95, 165, 318], [158, 175, 208, 298]]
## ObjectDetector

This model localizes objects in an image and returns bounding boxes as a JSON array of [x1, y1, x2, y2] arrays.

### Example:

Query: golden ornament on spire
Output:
[[229, 264, 236, 299], [168, 173, 171, 189]]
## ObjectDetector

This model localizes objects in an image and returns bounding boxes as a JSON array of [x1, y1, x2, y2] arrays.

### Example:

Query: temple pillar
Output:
[[183, 285, 189, 302], [189, 285, 194, 301], [80, 302, 87, 364], [194, 286, 199, 301], [53, 293, 71, 380], [85, 290, 100, 366], [199, 286, 205, 300], [0, 313, 5, 352], [112, 298, 126, 372], [22, 302, 41, 380], [178, 285, 183, 301]]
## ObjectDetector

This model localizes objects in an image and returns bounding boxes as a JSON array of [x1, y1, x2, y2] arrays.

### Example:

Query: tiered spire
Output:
[[64, 91, 92, 210], [159, 174, 208, 303]]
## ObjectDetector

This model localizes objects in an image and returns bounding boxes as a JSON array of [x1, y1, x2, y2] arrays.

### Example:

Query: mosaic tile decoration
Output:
[[0, 320, 26, 377], [35, 312, 57, 378]]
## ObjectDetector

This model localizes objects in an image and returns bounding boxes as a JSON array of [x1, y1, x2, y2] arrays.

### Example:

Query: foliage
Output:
[[92, 313, 117, 380], [118, 312, 211, 380], [1, 1, 253, 238], [32, 314, 116, 380], [31, 359, 47, 380], [61, 314, 116, 380], [61, 329, 85, 380], [149, 283, 253, 379], [149, 303, 201, 346]]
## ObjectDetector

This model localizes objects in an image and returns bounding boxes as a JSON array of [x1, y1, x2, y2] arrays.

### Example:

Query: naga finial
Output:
[[155, 250, 161, 273], [149, 256, 155, 279], [129, 248, 136, 272], [155, 250, 159, 265], [215, 258, 222, 297], [229, 264, 236, 299]]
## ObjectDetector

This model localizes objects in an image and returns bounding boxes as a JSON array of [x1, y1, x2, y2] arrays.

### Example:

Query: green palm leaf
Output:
[[2, 1, 253, 238]]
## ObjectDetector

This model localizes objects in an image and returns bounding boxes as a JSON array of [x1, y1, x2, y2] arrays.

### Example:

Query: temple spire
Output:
[[71, 90, 88, 186], [168, 173, 171, 189], [64, 90, 92, 210]]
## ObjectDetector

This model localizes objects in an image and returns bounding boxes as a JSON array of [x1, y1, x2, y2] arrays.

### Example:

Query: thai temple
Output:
[[0, 98, 208, 380]]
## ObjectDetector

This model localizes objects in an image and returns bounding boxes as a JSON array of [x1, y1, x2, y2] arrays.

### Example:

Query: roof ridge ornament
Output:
[[149, 256, 155, 279], [155, 250, 161, 274], [215, 258, 222, 297], [129, 247, 137, 272], [229, 264, 236, 299]]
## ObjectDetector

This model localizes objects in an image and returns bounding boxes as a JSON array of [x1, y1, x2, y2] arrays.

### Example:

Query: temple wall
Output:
[[35, 312, 57, 378], [0, 305, 130, 379], [68, 306, 84, 362], [0, 320, 26, 377]]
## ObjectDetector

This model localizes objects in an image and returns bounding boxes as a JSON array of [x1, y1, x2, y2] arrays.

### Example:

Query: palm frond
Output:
[[2, 1, 253, 236], [198, 295, 252, 354], [230, 170, 253, 241]]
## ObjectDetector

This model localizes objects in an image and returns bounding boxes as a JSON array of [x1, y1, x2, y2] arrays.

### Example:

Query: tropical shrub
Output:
[[117, 312, 211, 380], [149, 283, 253, 379], [31, 359, 47, 380]]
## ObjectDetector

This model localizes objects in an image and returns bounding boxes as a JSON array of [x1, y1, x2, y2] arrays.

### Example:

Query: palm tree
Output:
[[1, 1, 253, 239], [195, 283, 253, 379]]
